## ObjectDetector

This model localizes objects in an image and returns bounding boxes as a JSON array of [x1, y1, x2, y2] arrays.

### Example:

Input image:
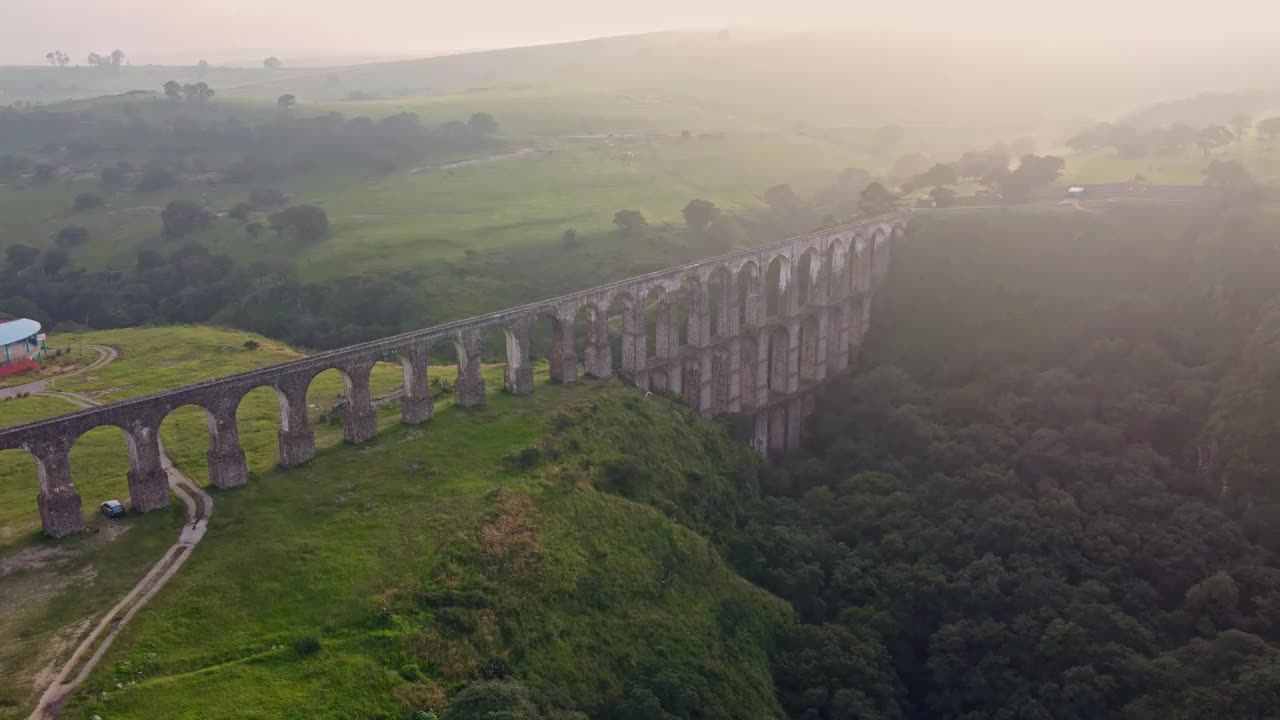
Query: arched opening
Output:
[[306, 367, 355, 446], [607, 292, 639, 377], [823, 242, 842, 304], [681, 354, 701, 409], [530, 312, 570, 385], [159, 403, 217, 487], [644, 287, 675, 366], [769, 405, 787, 453], [236, 385, 287, 473], [70, 424, 143, 514], [765, 255, 792, 321], [737, 261, 762, 330], [707, 267, 730, 338], [677, 274, 708, 349], [0, 447, 45, 540], [795, 248, 818, 310]]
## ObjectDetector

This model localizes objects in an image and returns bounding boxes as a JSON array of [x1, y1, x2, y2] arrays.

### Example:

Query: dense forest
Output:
[[712, 202, 1280, 719]]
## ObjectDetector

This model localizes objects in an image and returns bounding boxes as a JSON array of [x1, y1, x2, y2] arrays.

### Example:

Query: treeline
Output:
[[0, 99, 499, 183], [713, 202, 1280, 719]]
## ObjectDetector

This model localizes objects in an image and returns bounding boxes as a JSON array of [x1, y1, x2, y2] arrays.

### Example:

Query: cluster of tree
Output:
[[86, 49, 126, 68], [43, 51, 71, 67], [162, 80, 215, 102], [900, 149, 1064, 202], [1068, 121, 1241, 158], [707, 202, 1280, 719]]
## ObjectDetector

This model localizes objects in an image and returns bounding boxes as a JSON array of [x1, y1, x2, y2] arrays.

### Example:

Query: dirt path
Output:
[[0, 345, 118, 401], [25, 352, 212, 720]]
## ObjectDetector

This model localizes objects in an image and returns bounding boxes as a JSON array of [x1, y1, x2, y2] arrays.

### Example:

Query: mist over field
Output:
[[5, 3, 1280, 720]]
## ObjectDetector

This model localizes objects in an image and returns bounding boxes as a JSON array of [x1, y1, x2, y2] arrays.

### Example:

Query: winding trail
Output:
[[22, 347, 213, 720], [0, 344, 117, 401]]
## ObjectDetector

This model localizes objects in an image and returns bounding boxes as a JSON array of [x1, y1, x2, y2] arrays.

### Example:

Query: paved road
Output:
[[24, 348, 212, 720]]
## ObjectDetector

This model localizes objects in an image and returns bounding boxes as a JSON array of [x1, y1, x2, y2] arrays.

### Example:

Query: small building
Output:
[[0, 318, 47, 377]]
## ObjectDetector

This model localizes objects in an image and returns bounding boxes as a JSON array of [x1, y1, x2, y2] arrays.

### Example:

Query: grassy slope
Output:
[[56, 379, 786, 719]]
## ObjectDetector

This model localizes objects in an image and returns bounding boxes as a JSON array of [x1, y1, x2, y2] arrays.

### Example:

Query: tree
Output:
[[467, 112, 499, 137], [263, 56, 282, 69], [243, 339, 260, 351], [904, 163, 957, 193], [182, 82, 215, 102], [1259, 117, 1280, 142], [561, 228, 578, 248], [1231, 114, 1253, 138], [45, 51, 69, 67], [73, 193, 103, 211], [163, 80, 183, 100], [1203, 159, 1254, 188], [161, 200, 213, 240], [929, 186, 957, 208], [682, 199, 720, 233], [136, 249, 164, 270], [229, 202, 253, 221], [706, 215, 746, 251], [110, 49, 125, 67], [41, 249, 69, 275], [860, 182, 898, 216], [56, 225, 89, 247], [196, 59, 209, 77], [1197, 125, 1234, 157], [277, 94, 296, 110], [955, 148, 1009, 181], [1000, 154, 1064, 200], [87, 52, 103, 67], [135, 165, 178, 192], [440, 681, 542, 720], [5, 244, 39, 270], [269, 205, 329, 243], [764, 183, 801, 213], [613, 209, 647, 235]]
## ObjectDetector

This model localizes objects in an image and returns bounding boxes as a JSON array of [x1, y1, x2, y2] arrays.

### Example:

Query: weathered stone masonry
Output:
[[1, 213, 907, 538]]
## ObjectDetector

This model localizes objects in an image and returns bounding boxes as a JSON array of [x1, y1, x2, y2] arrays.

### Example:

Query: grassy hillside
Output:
[[43, 378, 785, 719]]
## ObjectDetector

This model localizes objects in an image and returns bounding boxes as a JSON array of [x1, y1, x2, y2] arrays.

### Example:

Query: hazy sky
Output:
[[2, 0, 1277, 65]]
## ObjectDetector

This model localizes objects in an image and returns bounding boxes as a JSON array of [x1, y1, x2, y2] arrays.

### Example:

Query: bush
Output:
[[161, 200, 213, 240], [291, 633, 322, 656], [243, 339, 260, 351], [477, 657, 513, 680], [441, 681, 540, 720], [135, 164, 179, 192], [561, 228, 577, 248], [55, 225, 89, 247], [73, 192, 103, 211], [228, 202, 253, 221], [600, 457, 651, 499], [503, 448, 541, 470], [269, 204, 329, 243], [613, 209, 647, 234]]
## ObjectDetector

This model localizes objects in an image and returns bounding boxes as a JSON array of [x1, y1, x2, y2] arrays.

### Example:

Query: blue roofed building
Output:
[[0, 317, 46, 377]]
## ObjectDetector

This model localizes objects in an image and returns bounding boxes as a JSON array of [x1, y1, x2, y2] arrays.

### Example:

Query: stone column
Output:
[[400, 343, 434, 425], [655, 297, 681, 396], [785, 317, 801, 394], [800, 317, 819, 386], [620, 302, 646, 382], [752, 410, 769, 456], [813, 305, 830, 383], [548, 316, 577, 384], [207, 402, 248, 490], [340, 362, 378, 444], [125, 421, 170, 513], [455, 332, 486, 408], [34, 438, 84, 538], [583, 308, 612, 380], [726, 336, 742, 412], [504, 321, 534, 394], [829, 302, 850, 374], [278, 376, 316, 467], [785, 396, 803, 450], [717, 274, 742, 413], [687, 284, 713, 413]]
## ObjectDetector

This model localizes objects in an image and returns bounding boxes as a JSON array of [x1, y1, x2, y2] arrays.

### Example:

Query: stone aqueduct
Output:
[[1, 213, 907, 538]]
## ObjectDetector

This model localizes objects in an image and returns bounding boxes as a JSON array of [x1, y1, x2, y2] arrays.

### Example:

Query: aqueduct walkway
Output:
[[1, 212, 907, 538]]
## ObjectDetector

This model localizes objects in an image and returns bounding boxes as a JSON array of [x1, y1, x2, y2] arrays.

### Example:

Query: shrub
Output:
[[269, 204, 329, 243], [55, 225, 89, 247], [243, 339, 260, 351], [600, 457, 651, 499], [613, 209, 647, 234], [477, 657, 513, 680], [561, 228, 578, 248], [228, 202, 253, 221], [503, 448, 541, 470], [161, 200, 213, 240], [291, 633, 322, 656], [73, 192, 103, 211]]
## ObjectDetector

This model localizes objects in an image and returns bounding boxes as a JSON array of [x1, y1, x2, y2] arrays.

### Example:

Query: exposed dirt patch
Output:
[[479, 489, 540, 576], [31, 619, 92, 691]]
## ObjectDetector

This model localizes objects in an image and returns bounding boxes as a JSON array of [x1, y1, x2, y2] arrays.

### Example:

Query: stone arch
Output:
[[738, 332, 760, 410], [676, 273, 709, 349], [69, 419, 168, 514], [499, 321, 534, 394], [159, 402, 218, 485], [768, 405, 787, 453], [530, 310, 574, 385], [851, 234, 872, 295], [607, 291, 641, 378], [709, 344, 732, 415], [799, 314, 821, 385], [707, 265, 736, 339], [0, 442, 68, 537], [795, 246, 822, 310], [764, 253, 793, 320], [235, 382, 293, 470]]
